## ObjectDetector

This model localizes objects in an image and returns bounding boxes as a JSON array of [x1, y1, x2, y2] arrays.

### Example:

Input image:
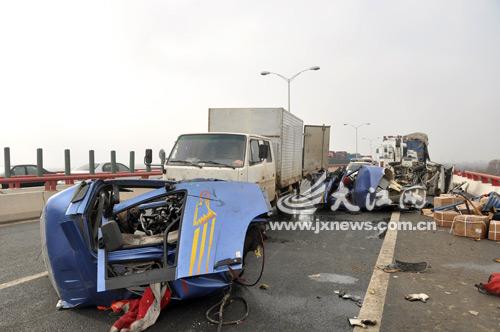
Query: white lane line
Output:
[[0, 271, 48, 291], [354, 211, 400, 332]]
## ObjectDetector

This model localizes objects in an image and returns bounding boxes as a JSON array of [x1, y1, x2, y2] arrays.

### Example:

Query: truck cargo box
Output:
[[208, 108, 303, 189], [303, 125, 330, 175]]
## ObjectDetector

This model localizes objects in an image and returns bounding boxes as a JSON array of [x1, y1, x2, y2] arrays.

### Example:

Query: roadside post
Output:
[[64, 149, 71, 175], [89, 150, 95, 175], [36, 148, 43, 177], [129, 151, 135, 173], [4, 147, 11, 178], [111, 151, 117, 173]]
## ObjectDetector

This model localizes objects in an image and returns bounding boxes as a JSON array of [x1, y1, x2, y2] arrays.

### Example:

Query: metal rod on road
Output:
[[4, 147, 11, 178], [36, 148, 43, 177], [89, 150, 95, 175], [64, 149, 71, 176], [129, 151, 135, 173], [111, 151, 117, 173]]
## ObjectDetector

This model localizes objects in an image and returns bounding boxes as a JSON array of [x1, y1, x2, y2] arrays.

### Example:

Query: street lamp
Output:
[[343, 123, 371, 156], [362, 136, 381, 156], [260, 66, 320, 113]]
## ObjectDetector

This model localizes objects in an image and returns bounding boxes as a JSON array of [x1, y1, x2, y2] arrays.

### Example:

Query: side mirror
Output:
[[144, 149, 153, 165], [258, 144, 269, 160], [159, 149, 166, 164]]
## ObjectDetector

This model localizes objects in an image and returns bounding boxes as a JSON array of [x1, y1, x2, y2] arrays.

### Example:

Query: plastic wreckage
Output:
[[277, 133, 453, 214], [41, 179, 269, 330], [277, 165, 432, 214]]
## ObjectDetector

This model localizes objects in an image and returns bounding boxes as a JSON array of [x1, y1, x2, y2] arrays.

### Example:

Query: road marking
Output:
[[354, 211, 400, 331], [0, 219, 39, 228], [0, 271, 48, 291]]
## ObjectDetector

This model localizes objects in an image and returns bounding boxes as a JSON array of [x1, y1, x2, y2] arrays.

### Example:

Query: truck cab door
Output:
[[261, 140, 276, 200], [247, 138, 275, 200]]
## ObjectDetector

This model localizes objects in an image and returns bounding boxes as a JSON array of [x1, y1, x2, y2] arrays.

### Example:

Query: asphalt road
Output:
[[381, 212, 500, 332], [0, 211, 389, 332]]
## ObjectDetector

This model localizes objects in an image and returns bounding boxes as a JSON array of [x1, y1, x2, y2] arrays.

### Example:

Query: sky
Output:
[[0, 0, 499, 168]]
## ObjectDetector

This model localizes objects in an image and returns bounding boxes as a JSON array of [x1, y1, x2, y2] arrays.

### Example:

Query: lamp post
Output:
[[362, 136, 381, 156], [260, 66, 320, 113], [343, 123, 371, 157]]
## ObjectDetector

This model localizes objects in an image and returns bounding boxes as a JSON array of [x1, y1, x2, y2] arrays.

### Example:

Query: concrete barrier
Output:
[[0, 186, 154, 224], [0, 191, 55, 223], [452, 175, 500, 196]]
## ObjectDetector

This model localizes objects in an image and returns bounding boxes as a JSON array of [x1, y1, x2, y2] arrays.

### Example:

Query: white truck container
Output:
[[208, 108, 304, 189], [302, 125, 330, 175]]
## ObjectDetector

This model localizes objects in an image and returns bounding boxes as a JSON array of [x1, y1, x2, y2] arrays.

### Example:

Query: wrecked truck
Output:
[[41, 178, 269, 309], [376, 133, 453, 196], [277, 165, 427, 214]]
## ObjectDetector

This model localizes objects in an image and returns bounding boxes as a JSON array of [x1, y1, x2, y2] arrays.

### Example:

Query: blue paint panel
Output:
[[175, 181, 268, 279], [65, 181, 96, 216], [352, 166, 385, 209], [43, 187, 130, 307], [43, 179, 268, 307]]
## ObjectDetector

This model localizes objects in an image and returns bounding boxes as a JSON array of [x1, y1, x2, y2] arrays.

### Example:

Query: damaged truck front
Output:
[[376, 132, 453, 196], [41, 178, 269, 308]]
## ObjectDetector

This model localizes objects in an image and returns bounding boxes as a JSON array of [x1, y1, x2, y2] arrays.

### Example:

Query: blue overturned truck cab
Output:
[[40, 179, 269, 308]]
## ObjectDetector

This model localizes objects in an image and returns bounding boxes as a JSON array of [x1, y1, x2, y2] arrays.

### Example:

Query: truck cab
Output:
[[163, 133, 276, 202]]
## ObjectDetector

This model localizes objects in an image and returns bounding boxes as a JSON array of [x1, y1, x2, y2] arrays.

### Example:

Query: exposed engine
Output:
[[116, 194, 184, 236]]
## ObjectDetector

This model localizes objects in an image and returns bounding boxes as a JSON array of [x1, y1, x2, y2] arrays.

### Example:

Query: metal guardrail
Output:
[[454, 170, 500, 186], [0, 170, 163, 191]]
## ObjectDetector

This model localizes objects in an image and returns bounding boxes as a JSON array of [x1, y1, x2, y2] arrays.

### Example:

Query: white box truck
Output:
[[162, 108, 330, 203]]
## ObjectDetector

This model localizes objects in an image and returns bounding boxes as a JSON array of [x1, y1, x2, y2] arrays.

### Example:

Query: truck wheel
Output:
[[236, 225, 265, 287]]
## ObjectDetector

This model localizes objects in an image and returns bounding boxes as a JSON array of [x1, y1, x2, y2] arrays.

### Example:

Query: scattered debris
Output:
[[405, 293, 429, 303], [381, 260, 428, 273], [335, 290, 363, 307], [493, 258, 500, 263], [444, 291, 452, 295], [422, 208, 433, 217], [475, 273, 500, 296], [308, 273, 358, 284], [259, 283, 269, 290], [469, 310, 479, 316], [348, 318, 377, 328]]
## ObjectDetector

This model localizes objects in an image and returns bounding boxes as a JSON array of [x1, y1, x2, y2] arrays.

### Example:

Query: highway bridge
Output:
[[1, 170, 500, 331]]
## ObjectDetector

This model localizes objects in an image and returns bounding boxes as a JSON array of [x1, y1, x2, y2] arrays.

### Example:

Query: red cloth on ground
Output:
[[110, 285, 172, 332]]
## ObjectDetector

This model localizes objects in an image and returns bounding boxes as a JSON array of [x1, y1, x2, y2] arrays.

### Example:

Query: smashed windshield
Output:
[[168, 134, 246, 168]]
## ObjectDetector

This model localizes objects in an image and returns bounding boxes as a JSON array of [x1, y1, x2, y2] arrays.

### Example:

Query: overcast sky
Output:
[[1, 0, 499, 168]]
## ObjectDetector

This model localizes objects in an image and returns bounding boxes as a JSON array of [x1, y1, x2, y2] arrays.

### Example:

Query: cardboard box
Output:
[[451, 215, 490, 239], [434, 194, 464, 208], [488, 220, 500, 241], [433, 211, 460, 228]]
